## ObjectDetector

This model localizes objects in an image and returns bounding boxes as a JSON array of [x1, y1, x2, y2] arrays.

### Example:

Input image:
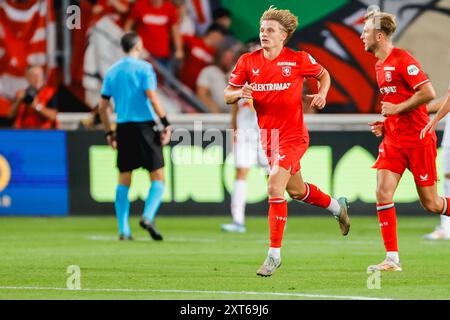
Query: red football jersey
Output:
[[376, 47, 435, 148], [229, 47, 323, 151], [178, 35, 216, 91], [130, 0, 178, 59]]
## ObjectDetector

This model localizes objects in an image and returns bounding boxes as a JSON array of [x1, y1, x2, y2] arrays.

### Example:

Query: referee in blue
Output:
[[99, 32, 171, 241]]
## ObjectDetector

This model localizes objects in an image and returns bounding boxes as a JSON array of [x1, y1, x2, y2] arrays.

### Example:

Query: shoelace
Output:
[[265, 256, 279, 270]]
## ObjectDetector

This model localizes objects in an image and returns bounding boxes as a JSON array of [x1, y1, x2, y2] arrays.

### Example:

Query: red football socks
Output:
[[300, 183, 332, 208], [376, 202, 398, 252], [268, 198, 288, 248]]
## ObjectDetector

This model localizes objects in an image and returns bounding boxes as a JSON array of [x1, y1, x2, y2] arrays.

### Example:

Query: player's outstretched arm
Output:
[[420, 92, 450, 139]]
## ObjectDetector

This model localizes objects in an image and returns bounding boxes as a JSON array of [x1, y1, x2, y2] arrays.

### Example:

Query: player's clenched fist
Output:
[[368, 121, 384, 138], [381, 101, 398, 116], [240, 83, 254, 100]]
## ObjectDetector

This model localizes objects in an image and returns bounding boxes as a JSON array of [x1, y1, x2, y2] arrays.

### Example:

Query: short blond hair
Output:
[[365, 11, 397, 38], [260, 6, 298, 44]]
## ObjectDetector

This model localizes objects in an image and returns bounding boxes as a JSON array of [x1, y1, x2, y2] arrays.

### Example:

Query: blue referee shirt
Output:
[[101, 56, 157, 123]]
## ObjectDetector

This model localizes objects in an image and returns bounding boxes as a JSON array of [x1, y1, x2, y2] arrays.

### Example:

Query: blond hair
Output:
[[365, 11, 397, 38], [260, 6, 298, 44]]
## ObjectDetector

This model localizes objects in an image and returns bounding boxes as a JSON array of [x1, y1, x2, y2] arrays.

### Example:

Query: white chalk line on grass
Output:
[[0, 286, 391, 300]]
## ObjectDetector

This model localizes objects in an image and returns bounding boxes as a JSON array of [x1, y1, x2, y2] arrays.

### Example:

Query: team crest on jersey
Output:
[[385, 71, 392, 82], [281, 66, 291, 77]]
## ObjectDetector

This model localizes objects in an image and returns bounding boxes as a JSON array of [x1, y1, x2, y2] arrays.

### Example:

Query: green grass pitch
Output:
[[0, 215, 449, 300]]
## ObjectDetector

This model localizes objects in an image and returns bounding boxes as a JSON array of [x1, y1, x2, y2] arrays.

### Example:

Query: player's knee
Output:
[[236, 168, 248, 180], [286, 186, 306, 200], [268, 185, 284, 198], [150, 169, 164, 181], [287, 189, 300, 200], [420, 198, 441, 214], [375, 188, 394, 203]]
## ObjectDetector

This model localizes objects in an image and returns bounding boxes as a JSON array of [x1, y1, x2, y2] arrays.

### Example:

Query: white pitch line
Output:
[[0, 286, 391, 300]]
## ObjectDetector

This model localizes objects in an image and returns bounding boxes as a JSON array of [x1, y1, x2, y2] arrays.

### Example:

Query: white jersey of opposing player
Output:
[[237, 102, 259, 130], [234, 100, 268, 169]]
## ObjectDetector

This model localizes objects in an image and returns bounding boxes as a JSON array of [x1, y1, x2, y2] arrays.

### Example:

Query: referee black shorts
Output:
[[116, 121, 164, 173]]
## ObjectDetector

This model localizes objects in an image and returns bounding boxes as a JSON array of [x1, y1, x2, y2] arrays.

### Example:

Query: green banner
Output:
[[222, 0, 349, 43], [88, 145, 443, 204]]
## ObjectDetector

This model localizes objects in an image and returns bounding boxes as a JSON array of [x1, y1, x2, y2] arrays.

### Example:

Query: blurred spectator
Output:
[[196, 47, 237, 113], [172, 0, 196, 37], [184, 0, 212, 35], [0, 0, 57, 101], [93, 0, 130, 16], [91, 0, 133, 28], [212, 7, 240, 49], [178, 23, 227, 92], [212, 7, 231, 30], [0, 96, 12, 127], [83, 1, 133, 108], [9, 66, 58, 129], [125, 0, 183, 67]]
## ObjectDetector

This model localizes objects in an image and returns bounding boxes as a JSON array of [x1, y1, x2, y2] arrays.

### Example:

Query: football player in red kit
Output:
[[363, 10, 450, 271], [224, 6, 350, 277]]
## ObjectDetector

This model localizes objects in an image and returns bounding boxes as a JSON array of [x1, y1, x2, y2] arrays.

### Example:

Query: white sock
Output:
[[268, 247, 281, 259], [440, 215, 450, 233], [441, 179, 450, 233], [231, 179, 246, 225], [386, 251, 399, 263], [327, 198, 341, 216]]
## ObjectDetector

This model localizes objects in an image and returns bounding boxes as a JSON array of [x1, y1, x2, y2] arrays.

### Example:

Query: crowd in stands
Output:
[[0, 0, 316, 129], [75, 0, 246, 121]]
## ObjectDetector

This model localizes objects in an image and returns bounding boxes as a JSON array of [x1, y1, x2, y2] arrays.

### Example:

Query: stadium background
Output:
[[0, 0, 449, 217]]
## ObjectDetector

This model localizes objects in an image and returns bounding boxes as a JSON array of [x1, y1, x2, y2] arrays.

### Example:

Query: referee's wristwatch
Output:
[[160, 116, 171, 128]]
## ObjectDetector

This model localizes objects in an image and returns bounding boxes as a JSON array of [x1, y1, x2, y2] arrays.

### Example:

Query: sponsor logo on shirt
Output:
[[192, 47, 213, 63], [252, 68, 260, 76], [407, 64, 420, 76], [251, 83, 292, 92], [143, 14, 169, 25], [385, 71, 392, 82], [277, 62, 296, 66], [281, 66, 291, 77], [380, 86, 397, 94]]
